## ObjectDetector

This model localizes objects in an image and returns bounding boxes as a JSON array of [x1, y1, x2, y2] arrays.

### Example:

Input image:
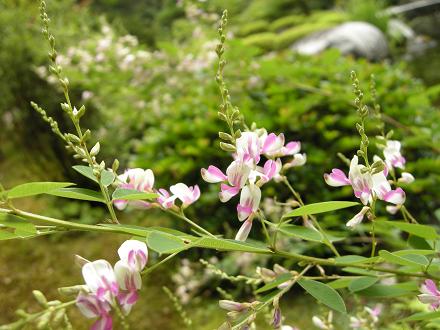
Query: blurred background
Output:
[[0, 0, 439, 328]]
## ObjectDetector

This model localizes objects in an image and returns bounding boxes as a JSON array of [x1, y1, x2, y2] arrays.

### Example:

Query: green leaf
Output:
[[255, 273, 293, 294], [393, 249, 436, 257], [402, 311, 440, 322], [348, 276, 378, 293], [100, 170, 115, 187], [112, 188, 158, 201], [0, 215, 37, 238], [191, 237, 271, 253], [357, 283, 417, 297], [298, 279, 346, 314], [72, 165, 98, 183], [378, 221, 438, 240], [277, 224, 322, 242], [0, 229, 18, 240], [379, 250, 424, 268], [146, 231, 189, 254], [7, 182, 74, 199], [327, 277, 355, 289], [283, 201, 359, 218], [46, 188, 105, 203]]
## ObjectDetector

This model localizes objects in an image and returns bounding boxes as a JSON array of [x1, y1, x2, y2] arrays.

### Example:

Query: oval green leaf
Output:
[[46, 188, 105, 203], [379, 221, 438, 240], [100, 170, 115, 187], [146, 231, 188, 254], [7, 182, 74, 199], [72, 165, 98, 183], [348, 276, 378, 293], [379, 250, 424, 268], [277, 224, 323, 242], [298, 279, 347, 314], [283, 201, 359, 218], [191, 237, 271, 254]]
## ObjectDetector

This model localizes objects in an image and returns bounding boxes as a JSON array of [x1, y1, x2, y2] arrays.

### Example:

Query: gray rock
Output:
[[292, 21, 389, 61]]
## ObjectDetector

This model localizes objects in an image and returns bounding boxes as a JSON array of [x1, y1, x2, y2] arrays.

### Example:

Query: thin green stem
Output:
[[142, 252, 180, 276], [257, 210, 272, 247], [165, 209, 216, 238], [281, 177, 340, 256]]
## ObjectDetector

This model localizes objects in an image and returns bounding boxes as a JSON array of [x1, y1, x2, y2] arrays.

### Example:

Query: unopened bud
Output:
[[219, 300, 247, 312], [37, 312, 51, 329], [90, 142, 100, 157], [33, 290, 47, 307], [112, 159, 120, 172], [219, 142, 236, 153], [272, 307, 282, 328], [273, 264, 288, 275], [58, 285, 88, 296]]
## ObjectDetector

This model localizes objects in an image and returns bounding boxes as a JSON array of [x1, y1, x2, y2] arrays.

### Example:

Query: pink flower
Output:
[[418, 279, 440, 309], [114, 168, 155, 210], [383, 140, 406, 169], [82, 260, 119, 303], [156, 188, 175, 209], [235, 131, 262, 165], [237, 184, 261, 222], [169, 183, 200, 207], [76, 292, 113, 330], [261, 132, 301, 158], [118, 240, 148, 272], [114, 260, 142, 315], [324, 156, 405, 206], [398, 172, 415, 184]]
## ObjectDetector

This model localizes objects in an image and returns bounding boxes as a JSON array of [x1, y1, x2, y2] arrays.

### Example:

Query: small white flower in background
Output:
[[346, 206, 370, 228], [312, 316, 329, 329], [383, 140, 406, 169], [81, 260, 119, 303], [398, 172, 415, 184]]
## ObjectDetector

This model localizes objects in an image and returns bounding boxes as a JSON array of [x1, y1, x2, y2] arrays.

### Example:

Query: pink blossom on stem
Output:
[[114, 260, 141, 315], [398, 172, 415, 184], [383, 140, 406, 169], [237, 185, 261, 221], [169, 183, 200, 207], [76, 292, 113, 330], [418, 279, 440, 309], [156, 188, 175, 209], [82, 260, 119, 303], [117, 240, 148, 272], [235, 219, 253, 241], [346, 206, 370, 228], [114, 168, 155, 210]]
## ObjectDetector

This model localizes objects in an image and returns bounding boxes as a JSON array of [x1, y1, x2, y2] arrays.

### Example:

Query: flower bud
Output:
[[33, 290, 47, 307], [58, 285, 88, 296], [219, 300, 247, 312], [398, 172, 415, 184], [90, 142, 100, 157], [74, 255, 90, 268], [272, 307, 282, 328]]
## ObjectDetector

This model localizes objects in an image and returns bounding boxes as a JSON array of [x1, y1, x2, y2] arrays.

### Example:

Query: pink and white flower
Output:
[[114, 260, 142, 315], [383, 140, 406, 169], [346, 206, 370, 228], [418, 279, 440, 309], [156, 188, 175, 209], [114, 168, 155, 210], [76, 292, 113, 330], [324, 156, 405, 206], [117, 240, 148, 272], [235, 131, 263, 165], [82, 260, 119, 303], [237, 185, 261, 221], [235, 219, 253, 241], [169, 183, 200, 207]]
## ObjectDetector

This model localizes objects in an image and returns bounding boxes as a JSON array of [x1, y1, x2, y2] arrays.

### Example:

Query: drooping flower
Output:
[[365, 304, 382, 323], [114, 168, 155, 210], [418, 279, 440, 309], [169, 183, 200, 207], [346, 206, 370, 228], [117, 240, 148, 272], [383, 140, 406, 169], [76, 292, 113, 330], [235, 219, 253, 241], [82, 260, 119, 303], [237, 184, 261, 221], [114, 260, 142, 315]]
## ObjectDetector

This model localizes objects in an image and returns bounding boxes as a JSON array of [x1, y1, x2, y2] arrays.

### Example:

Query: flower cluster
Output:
[[75, 240, 148, 330], [114, 168, 200, 211], [348, 305, 382, 329], [202, 129, 305, 240], [324, 139, 413, 227]]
